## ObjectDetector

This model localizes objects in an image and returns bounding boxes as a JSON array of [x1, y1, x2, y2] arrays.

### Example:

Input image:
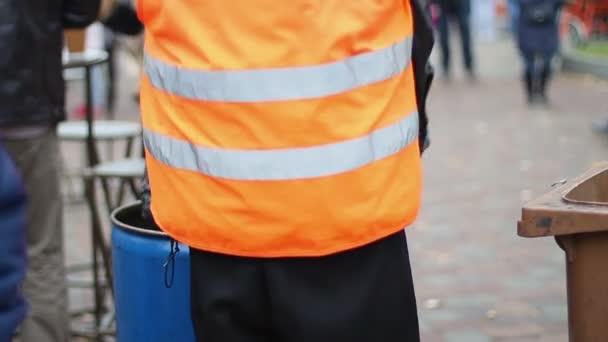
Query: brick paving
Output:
[[411, 34, 608, 341], [59, 34, 608, 341]]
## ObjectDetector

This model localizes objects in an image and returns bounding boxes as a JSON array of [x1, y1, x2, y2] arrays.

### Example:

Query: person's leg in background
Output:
[[438, 5, 452, 78], [539, 51, 555, 104], [521, 49, 536, 104], [456, 0, 475, 77], [2, 130, 69, 342]]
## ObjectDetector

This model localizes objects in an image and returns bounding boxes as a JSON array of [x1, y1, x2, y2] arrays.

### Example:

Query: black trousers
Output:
[[190, 230, 419, 342], [438, 0, 474, 73]]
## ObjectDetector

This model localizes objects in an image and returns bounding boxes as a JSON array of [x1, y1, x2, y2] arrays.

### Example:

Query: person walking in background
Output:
[[508, 0, 521, 34], [0, 0, 108, 340], [0, 144, 27, 342], [435, 0, 476, 79], [516, 0, 567, 105]]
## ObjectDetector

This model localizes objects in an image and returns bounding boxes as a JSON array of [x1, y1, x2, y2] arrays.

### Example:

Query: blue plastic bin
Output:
[[111, 202, 195, 341]]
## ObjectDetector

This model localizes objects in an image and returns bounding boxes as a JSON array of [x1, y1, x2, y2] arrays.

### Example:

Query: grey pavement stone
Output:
[[457, 246, 497, 262], [444, 330, 492, 342], [420, 331, 444, 342], [446, 294, 498, 310], [504, 277, 548, 291], [547, 250, 566, 264], [483, 322, 545, 339], [419, 272, 487, 288], [419, 316, 431, 332], [526, 265, 564, 280], [539, 334, 569, 342], [420, 309, 462, 323], [540, 303, 568, 322], [488, 301, 542, 320]]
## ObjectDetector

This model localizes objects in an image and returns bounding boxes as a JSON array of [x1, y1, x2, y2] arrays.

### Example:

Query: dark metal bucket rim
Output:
[[111, 201, 168, 237]]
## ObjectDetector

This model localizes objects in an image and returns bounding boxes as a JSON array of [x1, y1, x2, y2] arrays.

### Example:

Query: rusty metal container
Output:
[[519, 162, 608, 342]]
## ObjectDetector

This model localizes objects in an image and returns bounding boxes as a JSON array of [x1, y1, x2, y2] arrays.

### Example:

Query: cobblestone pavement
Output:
[[411, 34, 608, 341], [59, 34, 608, 341]]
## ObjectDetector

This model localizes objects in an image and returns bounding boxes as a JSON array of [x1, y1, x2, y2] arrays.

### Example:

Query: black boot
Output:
[[539, 69, 550, 105], [524, 71, 534, 104]]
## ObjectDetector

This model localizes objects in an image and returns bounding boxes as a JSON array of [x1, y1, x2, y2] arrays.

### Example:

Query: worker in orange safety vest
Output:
[[137, 0, 434, 340]]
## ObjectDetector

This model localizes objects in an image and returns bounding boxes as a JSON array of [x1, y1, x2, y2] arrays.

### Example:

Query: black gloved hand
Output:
[[420, 135, 430, 154], [140, 168, 155, 226]]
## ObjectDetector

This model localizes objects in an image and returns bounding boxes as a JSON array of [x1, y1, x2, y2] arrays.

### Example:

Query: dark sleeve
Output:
[[62, 0, 102, 29], [140, 167, 154, 224], [0, 145, 27, 341], [139, 166, 163, 230], [102, 2, 143, 36], [410, 0, 435, 154]]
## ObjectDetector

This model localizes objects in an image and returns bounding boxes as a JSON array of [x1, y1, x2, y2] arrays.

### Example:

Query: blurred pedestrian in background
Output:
[[516, 0, 567, 105], [0, 0, 107, 340], [508, 0, 521, 33], [0, 144, 27, 341], [434, 0, 476, 79]]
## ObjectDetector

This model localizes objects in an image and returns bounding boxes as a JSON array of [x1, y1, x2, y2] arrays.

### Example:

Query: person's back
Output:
[[141, 0, 423, 257], [0, 1, 101, 340], [517, 0, 563, 53], [138, 1, 433, 341], [516, 0, 565, 104]]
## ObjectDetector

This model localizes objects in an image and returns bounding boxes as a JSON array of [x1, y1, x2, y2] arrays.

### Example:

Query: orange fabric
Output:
[[147, 139, 421, 257], [140, 1, 413, 70], [139, 65, 418, 149], [138, 0, 423, 257]]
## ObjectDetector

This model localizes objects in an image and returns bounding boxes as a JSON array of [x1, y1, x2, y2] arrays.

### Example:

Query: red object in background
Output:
[[560, 0, 608, 42], [69, 104, 104, 120]]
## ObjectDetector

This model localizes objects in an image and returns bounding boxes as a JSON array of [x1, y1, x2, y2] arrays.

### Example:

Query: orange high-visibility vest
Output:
[[138, 0, 422, 257]]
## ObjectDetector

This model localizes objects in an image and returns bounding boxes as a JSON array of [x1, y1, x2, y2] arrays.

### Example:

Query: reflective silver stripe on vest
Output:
[[144, 113, 419, 181], [144, 37, 413, 102]]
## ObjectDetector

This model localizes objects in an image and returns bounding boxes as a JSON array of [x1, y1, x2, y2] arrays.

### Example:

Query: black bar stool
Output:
[[60, 49, 125, 340]]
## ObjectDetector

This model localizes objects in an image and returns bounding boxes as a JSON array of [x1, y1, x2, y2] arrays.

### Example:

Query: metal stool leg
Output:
[[82, 63, 115, 341], [63, 49, 119, 340], [70, 172, 116, 341]]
